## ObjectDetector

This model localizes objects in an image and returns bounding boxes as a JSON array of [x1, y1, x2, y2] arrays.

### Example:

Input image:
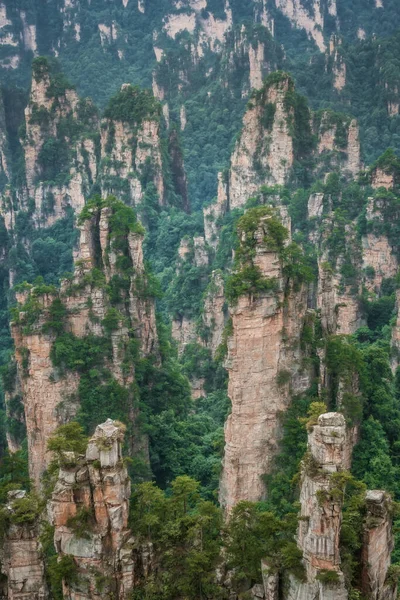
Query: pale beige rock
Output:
[[362, 234, 397, 294], [346, 119, 361, 176], [203, 173, 228, 248], [372, 167, 394, 190], [361, 491, 397, 600], [248, 42, 265, 90], [100, 110, 164, 205], [0, 491, 48, 600], [21, 11, 37, 53], [172, 315, 198, 353], [49, 420, 134, 599], [220, 213, 309, 511], [229, 77, 294, 209], [317, 257, 363, 336], [275, 0, 326, 51], [308, 193, 324, 219], [180, 105, 187, 130], [12, 207, 158, 488], [193, 236, 209, 267], [203, 271, 226, 357], [330, 36, 346, 92], [289, 413, 350, 600]]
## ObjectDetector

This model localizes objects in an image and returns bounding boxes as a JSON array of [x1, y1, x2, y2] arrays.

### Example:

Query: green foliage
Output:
[[130, 476, 223, 600], [0, 449, 30, 504], [47, 422, 88, 457], [226, 264, 278, 304], [316, 570, 340, 585], [47, 555, 79, 597], [225, 501, 305, 585], [8, 492, 42, 524], [299, 401, 328, 429], [66, 506, 95, 539], [103, 85, 161, 126]]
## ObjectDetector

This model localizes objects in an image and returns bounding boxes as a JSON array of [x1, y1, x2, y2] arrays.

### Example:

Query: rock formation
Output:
[[100, 85, 165, 207], [228, 74, 294, 210], [0, 60, 171, 233], [10, 199, 158, 488], [289, 412, 350, 600], [0, 490, 48, 599], [207, 74, 361, 213], [49, 419, 134, 599], [220, 208, 310, 511], [361, 491, 397, 600], [21, 59, 92, 226], [202, 270, 227, 357]]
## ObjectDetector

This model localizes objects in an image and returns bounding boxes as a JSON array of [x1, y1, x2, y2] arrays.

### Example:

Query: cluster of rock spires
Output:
[[0, 55, 399, 600], [2, 413, 396, 599]]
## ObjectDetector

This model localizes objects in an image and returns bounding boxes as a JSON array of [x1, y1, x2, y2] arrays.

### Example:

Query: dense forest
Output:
[[0, 1, 400, 599]]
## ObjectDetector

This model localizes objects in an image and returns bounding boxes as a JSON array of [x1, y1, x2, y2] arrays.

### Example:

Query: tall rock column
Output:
[[361, 491, 397, 600], [220, 207, 310, 511], [10, 198, 159, 488], [0, 490, 48, 599], [289, 412, 350, 600], [49, 419, 134, 600]]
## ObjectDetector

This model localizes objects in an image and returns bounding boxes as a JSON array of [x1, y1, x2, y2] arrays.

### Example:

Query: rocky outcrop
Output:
[[316, 113, 361, 177], [0, 490, 48, 600], [49, 419, 135, 600], [203, 173, 228, 249], [21, 61, 92, 226], [162, 0, 232, 53], [275, 0, 326, 52], [1, 64, 170, 232], [0, 90, 10, 188], [11, 200, 158, 488], [361, 490, 397, 600], [309, 199, 363, 336], [228, 74, 294, 210], [362, 196, 398, 294], [289, 413, 350, 600], [317, 257, 363, 336], [220, 76, 361, 212], [202, 271, 226, 357], [11, 289, 80, 489], [329, 36, 346, 92], [172, 235, 209, 353], [220, 209, 310, 511], [100, 86, 165, 207]]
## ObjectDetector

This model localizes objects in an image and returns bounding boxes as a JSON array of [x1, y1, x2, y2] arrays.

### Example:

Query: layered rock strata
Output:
[[228, 75, 294, 210], [1, 63, 168, 232]]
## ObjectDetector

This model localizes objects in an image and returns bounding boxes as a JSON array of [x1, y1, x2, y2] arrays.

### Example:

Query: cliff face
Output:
[[49, 419, 134, 600], [1, 62, 169, 235], [100, 88, 165, 207], [21, 62, 93, 226], [220, 208, 310, 511], [287, 415, 397, 600], [10, 199, 158, 489], [0, 490, 47, 600], [228, 75, 294, 210], [211, 74, 361, 212], [202, 270, 227, 358]]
